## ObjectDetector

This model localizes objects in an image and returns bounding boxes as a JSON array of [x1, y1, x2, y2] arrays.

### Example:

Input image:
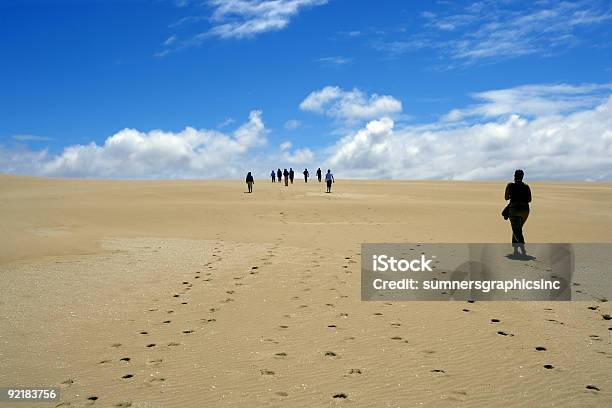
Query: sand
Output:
[[0, 174, 610, 407]]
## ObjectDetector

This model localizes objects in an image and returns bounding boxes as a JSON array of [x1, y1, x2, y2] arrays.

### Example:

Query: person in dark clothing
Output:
[[316, 168, 322, 182], [303, 168, 309, 183], [271, 170, 276, 183], [277, 169, 282, 184], [246, 172, 254, 193], [283, 168, 289, 186], [504, 169, 532, 255], [289, 168, 295, 184]]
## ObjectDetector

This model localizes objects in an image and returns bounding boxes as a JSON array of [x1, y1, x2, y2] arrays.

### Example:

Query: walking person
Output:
[[316, 168, 322, 182], [271, 170, 276, 183], [277, 168, 282, 184], [303, 168, 309, 183], [246, 172, 255, 193], [325, 169, 334, 193], [283, 168, 289, 186], [289, 168, 295, 184], [504, 169, 531, 256]]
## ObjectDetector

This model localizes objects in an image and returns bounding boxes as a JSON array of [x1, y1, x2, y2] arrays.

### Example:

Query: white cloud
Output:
[[3, 84, 612, 181], [283, 119, 301, 130], [377, 0, 612, 65], [217, 117, 236, 128], [156, 0, 327, 56], [207, 0, 328, 39], [0, 111, 267, 179], [326, 91, 612, 180], [443, 83, 612, 121], [300, 86, 403, 122]]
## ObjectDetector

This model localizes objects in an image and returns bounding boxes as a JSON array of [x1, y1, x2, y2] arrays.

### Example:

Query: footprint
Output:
[[167, 342, 180, 347], [491, 319, 500, 323], [115, 402, 132, 407], [274, 352, 287, 359], [163, 320, 171, 324], [497, 331, 513, 336], [333, 393, 347, 399], [462, 309, 470, 312], [275, 391, 288, 397], [348, 368, 362, 375], [182, 330, 194, 334], [390, 322, 401, 327], [586, 385, 600, 391], [111, 343, 121, 348], [431, 369, 446, 373], [146, 343, 156, 348], [260, 369, 275, 376], [60, 379, 74, 388], [543, 364, 554, 369], [325, 351, 337, 357], [121, 374, 134, 379], [279, 325, 289, 329], [535, 347, 547, 351], [119, 357, 131, 362], [391, 336, 403, 340], [139, 331, 148, 335], [87, 396, 98, 401]]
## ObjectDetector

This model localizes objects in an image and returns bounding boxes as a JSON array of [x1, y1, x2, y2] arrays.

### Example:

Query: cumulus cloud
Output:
[[0, 111, 267, 179], [326, 95, 612, 180], [3, 84, 612, 181], [300, 86, 403, 122]]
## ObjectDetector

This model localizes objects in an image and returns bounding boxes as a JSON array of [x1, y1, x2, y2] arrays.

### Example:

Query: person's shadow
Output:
[[505, 253, 537, 261]]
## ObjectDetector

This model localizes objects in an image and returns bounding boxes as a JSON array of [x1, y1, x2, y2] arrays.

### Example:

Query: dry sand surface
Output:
[[1, 174, 611, 407]]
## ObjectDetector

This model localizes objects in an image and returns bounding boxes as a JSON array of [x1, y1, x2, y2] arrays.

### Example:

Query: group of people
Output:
[[248, 168, 533, 251], [246, 168, 335, 193]]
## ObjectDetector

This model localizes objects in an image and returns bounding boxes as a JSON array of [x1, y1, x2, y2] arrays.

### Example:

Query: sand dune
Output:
[[1, 175, 611, 407]]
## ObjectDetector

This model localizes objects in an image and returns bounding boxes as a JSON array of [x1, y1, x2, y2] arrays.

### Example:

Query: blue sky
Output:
[[1, 0, 611, 179]]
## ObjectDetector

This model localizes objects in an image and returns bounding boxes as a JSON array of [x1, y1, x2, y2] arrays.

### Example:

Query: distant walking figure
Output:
[[289, 168, 295, 184], [277, 168, 282, 184], [246, 172, 254, 193], [271, 170, 276, 183], [283, 168, 289, 186], [303, 168, 309, 183], [325, 169, 334, 193], [316, 168, 322, 182], [504, 169, 531, 255]]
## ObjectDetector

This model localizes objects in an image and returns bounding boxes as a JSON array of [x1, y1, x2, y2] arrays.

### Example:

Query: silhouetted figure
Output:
[[325, 169, 334, 193], [271, 170, 276, 183], [504, 169, 531, 256], [303, 168, 309, 183], [283, 168, 289, 186], [246, 172, 254, 193], [277, 168, 282, 184], [289, 168, 294, 184], [316, 168, 322, 182]]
